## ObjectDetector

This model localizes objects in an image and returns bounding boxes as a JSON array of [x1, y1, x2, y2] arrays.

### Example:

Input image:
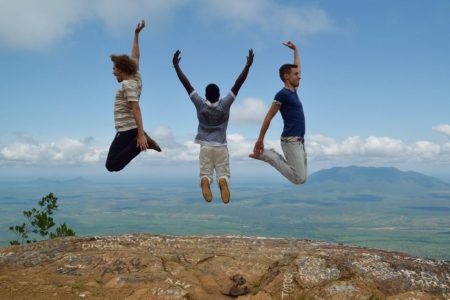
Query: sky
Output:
[[0, 0, 449, 182]]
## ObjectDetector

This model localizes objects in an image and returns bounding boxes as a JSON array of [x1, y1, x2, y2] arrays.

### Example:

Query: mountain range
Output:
[[302, 166, 450, 196]]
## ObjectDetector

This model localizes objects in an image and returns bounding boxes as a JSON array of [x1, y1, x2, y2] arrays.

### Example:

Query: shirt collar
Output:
[[205, 100, 219, 108]]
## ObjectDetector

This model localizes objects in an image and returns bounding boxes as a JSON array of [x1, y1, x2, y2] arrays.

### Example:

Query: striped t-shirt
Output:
[[114, 71, 142, 132]]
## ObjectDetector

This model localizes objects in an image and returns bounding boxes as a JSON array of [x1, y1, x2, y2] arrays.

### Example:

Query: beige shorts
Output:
[[199, 145, 230, 183]]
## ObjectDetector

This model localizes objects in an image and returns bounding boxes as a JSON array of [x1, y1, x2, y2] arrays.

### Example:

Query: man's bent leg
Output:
[[256, 147, 299, 183], [199, 146, 214, 183], [214, 147, 230, 204], [281, 141, 307, 184], [105, 129, 141, 172], [199, 146, 214, 202]]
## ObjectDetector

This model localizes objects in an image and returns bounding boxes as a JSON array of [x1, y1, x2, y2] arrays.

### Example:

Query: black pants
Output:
[[105, 129, 141, 172]]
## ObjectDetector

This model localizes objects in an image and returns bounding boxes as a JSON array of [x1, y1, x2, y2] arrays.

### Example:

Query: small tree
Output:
[[9, 193, 75, 245]]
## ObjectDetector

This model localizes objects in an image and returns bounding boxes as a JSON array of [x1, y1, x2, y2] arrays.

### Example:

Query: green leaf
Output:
[[7, 192, 76, 245]]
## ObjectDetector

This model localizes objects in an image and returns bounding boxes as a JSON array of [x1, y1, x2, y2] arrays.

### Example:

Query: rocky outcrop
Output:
[[0, 234, 449, 299]]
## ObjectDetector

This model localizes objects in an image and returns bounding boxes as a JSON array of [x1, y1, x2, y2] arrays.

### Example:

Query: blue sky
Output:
[[0, 0, 449, 181]]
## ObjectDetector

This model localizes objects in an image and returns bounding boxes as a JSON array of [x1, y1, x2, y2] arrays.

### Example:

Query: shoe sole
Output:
[[201, 178, 212, 202], [218, 178, 230, 204]]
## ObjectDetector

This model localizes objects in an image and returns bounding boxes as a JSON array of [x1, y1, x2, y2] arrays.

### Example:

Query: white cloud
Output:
[[2, 131, 450, 168], [0, 0, 334, 50], [432, 124, 450, 139], [0, 0, 183, 50], [0, 0, 86, 50], [227, 133, 256, 158], [0, 136, 104, 164], [230, 98, 267, 124], [364, 136, 405, 156], [141, 130, 281, 163], [141, 127, 199, 162], [443, 142, 450, 153], [307, 135, 448, 164], [227, 133, 281, 160], [91, 0, 183, 32], [197, 0, 335, 37], [409, 141, 441, 158], [149, 126, 182, 149]]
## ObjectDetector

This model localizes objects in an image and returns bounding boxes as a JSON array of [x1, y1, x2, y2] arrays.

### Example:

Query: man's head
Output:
[[279, 64, 301, 88], [111, 54, 137, 82], [205, 83, 220, 103]]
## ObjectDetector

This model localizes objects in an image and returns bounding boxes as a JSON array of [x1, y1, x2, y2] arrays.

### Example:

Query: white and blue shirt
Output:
[[190, 90, 236, 146]]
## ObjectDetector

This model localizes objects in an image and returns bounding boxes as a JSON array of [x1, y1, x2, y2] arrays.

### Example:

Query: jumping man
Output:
[[173, 49, 254, 203], [250, 41, 307, 184], [106, 20, 161, 172]]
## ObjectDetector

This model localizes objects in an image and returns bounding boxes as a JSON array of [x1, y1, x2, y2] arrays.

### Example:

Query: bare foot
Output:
[[248, 153, 260, 160], [144, 133, 162, 152]]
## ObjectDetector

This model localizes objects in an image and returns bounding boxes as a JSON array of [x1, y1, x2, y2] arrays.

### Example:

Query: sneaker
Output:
[[144, 132, 162, 152], [201, 177, 212, 202], [218, 177, 230, 204]]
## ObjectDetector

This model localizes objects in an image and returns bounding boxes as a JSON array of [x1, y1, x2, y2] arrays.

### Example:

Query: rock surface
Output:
[[0, 234, 449, 299]]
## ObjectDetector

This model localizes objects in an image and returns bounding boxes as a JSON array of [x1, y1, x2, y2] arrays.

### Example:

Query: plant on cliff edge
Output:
[[9, 192, 76, 245]]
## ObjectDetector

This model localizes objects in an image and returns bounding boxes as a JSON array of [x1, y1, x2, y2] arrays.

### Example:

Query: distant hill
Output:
[[5, 167, 449, 200], [28, 177, 93, 186], [304, 166, 450, 195]]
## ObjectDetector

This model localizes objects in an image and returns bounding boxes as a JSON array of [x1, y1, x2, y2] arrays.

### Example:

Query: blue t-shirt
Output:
[[274, 88, 305, 138]]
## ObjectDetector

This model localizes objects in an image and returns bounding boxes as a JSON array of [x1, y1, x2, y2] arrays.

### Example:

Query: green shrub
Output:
[[9, 193, 75, 245]]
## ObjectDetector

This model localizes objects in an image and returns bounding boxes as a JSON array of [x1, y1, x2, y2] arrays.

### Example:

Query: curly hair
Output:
[[110, 54, 137, 75]]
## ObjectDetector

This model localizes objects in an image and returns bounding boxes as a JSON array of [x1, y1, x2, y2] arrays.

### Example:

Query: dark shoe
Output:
[[201, 177, 212, 202], [144, 132, 161, 152], [218, 177, 230, 204]]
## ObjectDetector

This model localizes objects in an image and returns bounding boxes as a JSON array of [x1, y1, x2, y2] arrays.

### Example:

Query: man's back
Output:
[[190, 91, 235, 145]]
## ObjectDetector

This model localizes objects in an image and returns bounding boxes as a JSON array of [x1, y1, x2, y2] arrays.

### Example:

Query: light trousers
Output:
[[260, 140, 307, 184], [199, 145, 230, 184]]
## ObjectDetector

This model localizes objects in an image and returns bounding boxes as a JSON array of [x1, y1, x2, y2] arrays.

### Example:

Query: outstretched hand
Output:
[[246, 49, 254, 67], [173, 50, 181, 67], [282, 40, 297, 50], [135, 20, 145, 34]]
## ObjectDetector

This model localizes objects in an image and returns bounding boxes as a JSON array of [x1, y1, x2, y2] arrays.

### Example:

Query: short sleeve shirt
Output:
[[190, 91, 236, 146], [274, 88, 305, 138], [114, 71, 142, 132]]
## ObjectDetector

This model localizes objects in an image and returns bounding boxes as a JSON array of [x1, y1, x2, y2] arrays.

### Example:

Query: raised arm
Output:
[[251, 102, 281, 158], [283, 41, 300, 73], [172, 50, 194, 95], [131, 20, 145, 70], [231, 49, 254, 96]]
